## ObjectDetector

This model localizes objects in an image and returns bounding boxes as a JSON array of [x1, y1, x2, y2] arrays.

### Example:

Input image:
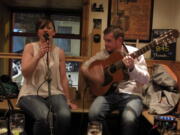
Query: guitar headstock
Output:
[[130, 29, 179, 59], [155, 29, 179, 45]]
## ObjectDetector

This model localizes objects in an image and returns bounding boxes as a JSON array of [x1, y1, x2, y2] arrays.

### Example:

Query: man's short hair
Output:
[[103, 26, 124, 39]]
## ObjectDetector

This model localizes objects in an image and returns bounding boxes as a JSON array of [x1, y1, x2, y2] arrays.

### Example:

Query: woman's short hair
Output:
[[35, 17, 55, 32]]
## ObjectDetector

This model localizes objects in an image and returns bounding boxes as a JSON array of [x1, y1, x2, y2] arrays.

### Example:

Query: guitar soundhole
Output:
[[109, 64, 117, 73], [102, 71, 113, 86]]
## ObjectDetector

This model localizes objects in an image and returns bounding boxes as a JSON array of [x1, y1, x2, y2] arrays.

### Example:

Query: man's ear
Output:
[[117, 36, 123, 44]]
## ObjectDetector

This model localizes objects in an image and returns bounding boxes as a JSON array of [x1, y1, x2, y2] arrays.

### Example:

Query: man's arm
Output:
[[128, 55, 150, 84], [81, 62, 104, 85]]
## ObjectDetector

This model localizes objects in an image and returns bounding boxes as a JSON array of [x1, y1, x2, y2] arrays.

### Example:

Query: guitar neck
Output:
[[130, 40, 156, 59], [130, 29, 179, 59], [107, 29, 179, 77], [111, 40, 157, 71]]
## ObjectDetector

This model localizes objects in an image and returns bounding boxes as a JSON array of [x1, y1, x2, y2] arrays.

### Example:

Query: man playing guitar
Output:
[[80, 26, 150, 135]]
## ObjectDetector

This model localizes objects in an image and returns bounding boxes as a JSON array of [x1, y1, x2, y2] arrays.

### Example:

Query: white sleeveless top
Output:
[[17, 42, 64, 103]]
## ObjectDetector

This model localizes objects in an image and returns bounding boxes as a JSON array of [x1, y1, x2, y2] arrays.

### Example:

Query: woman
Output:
[[17, 17, 77, 135]]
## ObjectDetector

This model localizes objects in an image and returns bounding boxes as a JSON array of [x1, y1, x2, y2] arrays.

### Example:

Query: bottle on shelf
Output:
[[68, 74, 73, 87]]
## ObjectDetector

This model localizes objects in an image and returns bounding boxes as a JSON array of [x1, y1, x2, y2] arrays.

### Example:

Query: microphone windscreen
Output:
[[43, 32, 49, 41]]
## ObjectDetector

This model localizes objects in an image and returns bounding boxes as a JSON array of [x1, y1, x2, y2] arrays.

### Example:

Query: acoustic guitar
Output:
[[87, 29, 179, 96]]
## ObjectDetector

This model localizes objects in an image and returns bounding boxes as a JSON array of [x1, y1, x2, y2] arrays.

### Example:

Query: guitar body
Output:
[[88, 51, 126, 96]]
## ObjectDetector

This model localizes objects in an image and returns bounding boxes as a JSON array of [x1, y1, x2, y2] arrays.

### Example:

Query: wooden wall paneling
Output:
[[91, 19, 102, 56], [81, 0, 90, 57]]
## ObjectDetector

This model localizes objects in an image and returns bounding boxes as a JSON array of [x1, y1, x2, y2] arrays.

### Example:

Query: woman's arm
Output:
[[21, 43, 40, 79], [59, 49, 77, 109], [21, 42, 49, 79]]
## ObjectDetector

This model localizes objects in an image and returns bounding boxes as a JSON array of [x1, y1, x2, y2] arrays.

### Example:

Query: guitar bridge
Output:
[[109, 64, 117, 73]]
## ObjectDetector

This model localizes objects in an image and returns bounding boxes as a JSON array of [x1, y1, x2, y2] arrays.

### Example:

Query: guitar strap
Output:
[[122, 43, 130, 80], [122, 42, 129, 56]]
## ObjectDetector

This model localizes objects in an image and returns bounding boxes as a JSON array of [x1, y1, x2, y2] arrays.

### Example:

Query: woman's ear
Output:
[[52, 30, 56, 36]]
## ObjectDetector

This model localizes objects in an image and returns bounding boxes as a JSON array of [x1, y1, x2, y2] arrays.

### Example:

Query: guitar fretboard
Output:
[[130, 40, 156, 58], [130, 29, 178, 58]]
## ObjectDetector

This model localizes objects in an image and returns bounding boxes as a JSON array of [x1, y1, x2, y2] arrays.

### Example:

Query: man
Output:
[[80, 26, 150, 135]]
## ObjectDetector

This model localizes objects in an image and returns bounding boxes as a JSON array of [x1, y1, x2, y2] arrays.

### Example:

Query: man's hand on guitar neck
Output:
[[81, 64, 104, 84], [122, 55, 135, 72]]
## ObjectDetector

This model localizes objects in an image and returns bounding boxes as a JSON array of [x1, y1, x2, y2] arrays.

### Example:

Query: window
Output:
[[12, 11, 82, 56], [55, 26, 72, 53], [66, 61, 80, 89], [12, 59, 80, 89]]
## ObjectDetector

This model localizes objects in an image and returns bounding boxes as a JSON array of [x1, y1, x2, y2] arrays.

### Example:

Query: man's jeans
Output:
[[89, 93, 143, 135]]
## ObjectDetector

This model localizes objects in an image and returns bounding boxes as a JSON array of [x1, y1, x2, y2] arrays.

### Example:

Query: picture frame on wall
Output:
[[108, 0, 153, 42]]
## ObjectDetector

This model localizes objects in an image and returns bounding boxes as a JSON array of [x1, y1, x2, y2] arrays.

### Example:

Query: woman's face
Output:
[[37, 22, 56, 41]]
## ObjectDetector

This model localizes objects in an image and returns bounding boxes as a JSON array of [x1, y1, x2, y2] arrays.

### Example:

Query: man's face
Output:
[[103, 32, 121, 53]]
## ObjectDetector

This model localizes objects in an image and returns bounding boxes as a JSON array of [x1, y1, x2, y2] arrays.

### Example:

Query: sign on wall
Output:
[[109, 0, 153, 41], [151, 29, 176, 60]]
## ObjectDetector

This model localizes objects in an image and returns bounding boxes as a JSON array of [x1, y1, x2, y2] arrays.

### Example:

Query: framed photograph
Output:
[[109, 0, 153, 41], [65, 61, 80, 72]]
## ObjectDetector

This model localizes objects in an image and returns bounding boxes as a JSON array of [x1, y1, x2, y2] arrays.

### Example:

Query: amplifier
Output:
[[154, 115, 177, 130]]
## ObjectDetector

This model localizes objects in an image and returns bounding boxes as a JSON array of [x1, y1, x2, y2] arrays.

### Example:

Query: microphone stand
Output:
[[45, 39, 54, 135]]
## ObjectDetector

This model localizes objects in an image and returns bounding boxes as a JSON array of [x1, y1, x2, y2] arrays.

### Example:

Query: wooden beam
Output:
[[0, 52, 88, 62]]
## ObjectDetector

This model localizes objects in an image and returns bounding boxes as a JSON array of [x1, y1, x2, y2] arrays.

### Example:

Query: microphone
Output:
[[43, 32, 49, 41]]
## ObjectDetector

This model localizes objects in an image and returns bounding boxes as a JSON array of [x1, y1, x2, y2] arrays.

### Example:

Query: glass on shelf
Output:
[[9, 113, 25, 135], [68, 74, 73, 87], [87, 121, 102, 135], [0, 118, 8, 135]]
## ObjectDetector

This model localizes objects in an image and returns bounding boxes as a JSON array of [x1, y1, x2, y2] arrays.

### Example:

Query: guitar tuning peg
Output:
[[168, 30, 172, 33], [163, 39, 170, 46], [164, 31, 168, 35], [163, 40, 168, 46], [168, 40, 173, 44], [160, 34, 164, 37], [166, 38, 172, 44], [173, 37, 177, 43], [168, 30, 173, 35]]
